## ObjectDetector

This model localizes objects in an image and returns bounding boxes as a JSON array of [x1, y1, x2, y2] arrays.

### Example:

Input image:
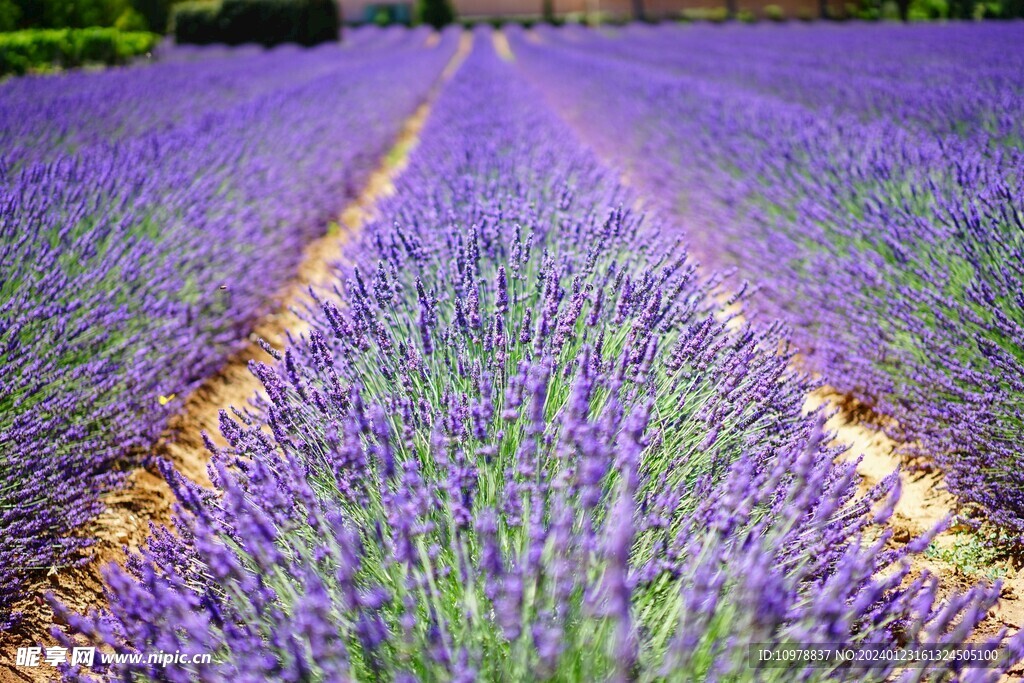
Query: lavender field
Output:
[[3, 20, 1024, 683]]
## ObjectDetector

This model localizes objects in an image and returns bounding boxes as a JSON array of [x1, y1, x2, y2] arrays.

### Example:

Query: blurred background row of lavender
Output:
[[2, 0, 1022, 79]]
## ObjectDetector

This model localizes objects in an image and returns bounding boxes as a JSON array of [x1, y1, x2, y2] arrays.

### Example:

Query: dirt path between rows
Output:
[[0, 31, 472, 683], [806, 390, 1024, 680], [806, 390, 1024, 631], [496, 27, 1024, 674]]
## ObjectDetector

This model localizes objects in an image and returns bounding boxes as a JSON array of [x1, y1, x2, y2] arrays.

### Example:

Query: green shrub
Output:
[[0, 27, 157, 76], [171, 0, 219, 42], [218, 0, 339, 45], [763, 3, 785, 19], [942, 0, 972, 14], [909, 0, 947, 18], [460, 14, 540, 27], [75, 25, 118, 59], [415, 0, 453, 28], [844, 0, 882, 17], [999, 0, 1024, 15], [738, 8, 757, 20], [680, 6, 729, 21], [129, 0, 173, 31], [0, 0, 20, 30], [9, 0, 139, 29], [173, 0, 339, 46], [114, 6, 147, 28], [0, 0, 177, 32]]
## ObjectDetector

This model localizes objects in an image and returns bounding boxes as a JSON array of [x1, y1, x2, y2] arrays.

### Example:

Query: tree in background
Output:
[[1001, 0, 1024, 14], [415, 0, 453, 27], [944, 0, 974, 15], [173, 0, 340, 45], [541, 0, 553, 21], [0, 0, 20, 29], [131, 0, 171, 31], [4, 0, 164, 30]]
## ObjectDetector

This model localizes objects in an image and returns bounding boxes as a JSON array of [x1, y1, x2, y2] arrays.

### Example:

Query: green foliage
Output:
[[0, 0, 21, 30], [172, 0, 340, 47], [909, 0, 947, 19], [365, 3, 410, 24], [218, 0, 339, 45], [738, 8, 757, 20], [926, 528, 1010, 581], [879, 0, 901, 17], [763, 3, 786, 19], [7, 0, 142, 29], [458, 16, 544, 30], [129, 0, 173, 32], [170, 0, 218, 42], [859, 0, 932, 20], [999, 0, 1024, 15], [114, 6, 147, 28], [0, 27, 157, 75], [415, 0, 453, 28], [844, 0, 881, 19], [0, 0, 181, 32], [944, 0, 975, 16], [679, 6, 729, 21]]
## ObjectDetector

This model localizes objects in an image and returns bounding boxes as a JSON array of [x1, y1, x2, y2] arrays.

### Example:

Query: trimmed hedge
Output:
[[415, 0, 454, 27], [173, 0, 340, 46], [0, 28, 158, 75], [171, 1, 220, 43]]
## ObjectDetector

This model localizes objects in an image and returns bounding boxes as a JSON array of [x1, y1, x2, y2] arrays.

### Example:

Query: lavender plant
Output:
[[0, 28, 460, 629], [510, 24, 1024, 540], [58, 36, 1023, 682], [1, 27, 441, 160], [550, 23, 1024, 145]]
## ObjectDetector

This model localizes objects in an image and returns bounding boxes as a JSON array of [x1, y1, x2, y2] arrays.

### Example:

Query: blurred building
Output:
[[347, 0, 825, 23]]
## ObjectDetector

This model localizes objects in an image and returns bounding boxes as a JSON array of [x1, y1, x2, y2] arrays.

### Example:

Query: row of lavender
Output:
[[58, 35, 1022, 681], [2, 26, 435, 159], [0, 27, 459, 630], [510, 24, 1024, 538], [561, 23, 1024, 144]]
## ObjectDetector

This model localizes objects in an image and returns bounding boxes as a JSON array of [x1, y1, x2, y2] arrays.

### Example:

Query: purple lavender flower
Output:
[[50, 27, 1024, 683], [0, 26, 462, 628]]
